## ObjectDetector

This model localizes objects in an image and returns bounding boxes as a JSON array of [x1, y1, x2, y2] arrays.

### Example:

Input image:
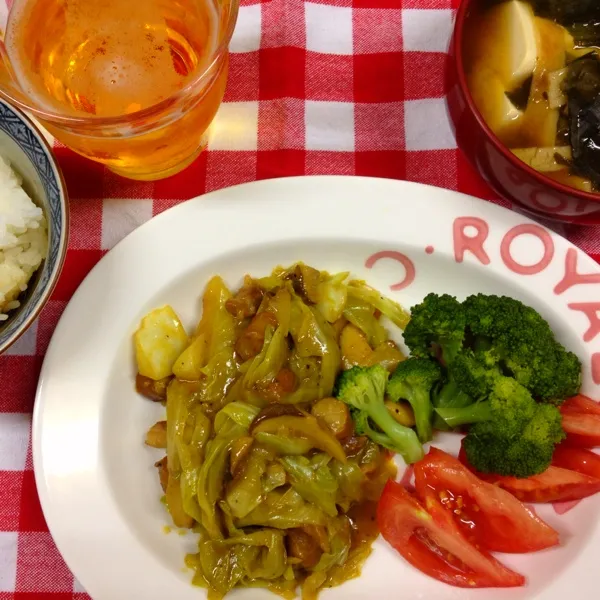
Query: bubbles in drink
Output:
[[5, 0, 218, 117]]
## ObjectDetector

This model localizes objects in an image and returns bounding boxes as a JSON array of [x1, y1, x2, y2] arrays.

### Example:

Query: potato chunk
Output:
[[134, 306, 188, 380]]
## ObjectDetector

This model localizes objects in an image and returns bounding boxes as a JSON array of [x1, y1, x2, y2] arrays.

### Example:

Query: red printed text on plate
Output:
[[365, 251, 415, 291]]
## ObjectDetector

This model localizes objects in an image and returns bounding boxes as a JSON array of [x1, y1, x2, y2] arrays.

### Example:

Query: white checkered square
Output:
[[74, 577, 87, 593], [0, 532, 17, 592], [101, 199, 153, 250], [208, 101, 259, 151], [404, 98, 456, 151], [402, 9, 454, 53], [305, 101, 354, 151], [0, 413, 30, 471], [230, 4, 261, 53], [305, 3, 353, 55], [4, 321, 38, 356]]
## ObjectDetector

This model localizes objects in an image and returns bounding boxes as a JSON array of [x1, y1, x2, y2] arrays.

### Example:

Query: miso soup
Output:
[[464, 0, 600, 194]]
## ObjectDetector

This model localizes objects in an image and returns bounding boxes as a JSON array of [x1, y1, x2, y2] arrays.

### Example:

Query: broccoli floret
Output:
[[431, 349, 499, 429], [438, 376, 565, 477], [435, 376, 535, 433], [463, 294, 581, 404], [463, 403, 565, 477], [535, 344, 582, 404], [403, 293, 465, 364], [386, 358, 442, 443], [335, 365, 424, 464], [446, 349, 501, 401]]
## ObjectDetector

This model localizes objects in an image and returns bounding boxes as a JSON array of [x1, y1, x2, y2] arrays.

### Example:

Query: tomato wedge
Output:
[[552, 444, 600, 479], [561, 394, 600, 415], [561, 412, 600, 448], [415, 448, 558, 553], [560, 395, 600, 448], [459, 444, 600, 503], [377, 480, 525, 588]]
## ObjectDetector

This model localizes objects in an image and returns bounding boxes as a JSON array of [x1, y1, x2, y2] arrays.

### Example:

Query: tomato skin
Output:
[[559, 395, 600, 448], [552, 444, 600, 480], [561, 412, 600, 448], [377, 480, 525, 588], [459, 444, 600, 503], [416, 448, 558, 553], [561, 395, 600, 416]]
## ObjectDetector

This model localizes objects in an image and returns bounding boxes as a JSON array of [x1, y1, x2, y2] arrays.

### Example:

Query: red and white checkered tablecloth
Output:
[[2, 0, 600, 598]]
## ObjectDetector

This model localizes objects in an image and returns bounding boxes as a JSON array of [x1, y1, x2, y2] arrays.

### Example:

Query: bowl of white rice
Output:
[[0, 99, 68, 354]]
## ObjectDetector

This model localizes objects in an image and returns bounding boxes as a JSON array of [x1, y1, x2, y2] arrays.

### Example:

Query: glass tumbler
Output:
[[0, 0, 239, 181]]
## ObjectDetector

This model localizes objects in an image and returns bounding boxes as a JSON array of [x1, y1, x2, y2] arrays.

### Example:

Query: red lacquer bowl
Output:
[[446, 0, 600, 225]]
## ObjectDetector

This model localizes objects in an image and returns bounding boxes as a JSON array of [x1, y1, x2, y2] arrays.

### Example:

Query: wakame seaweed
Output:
[[530, 0, 600, 27], [568, 22, 600, 48], [506, 75, 533, 111], [563, 54, 600, 189]]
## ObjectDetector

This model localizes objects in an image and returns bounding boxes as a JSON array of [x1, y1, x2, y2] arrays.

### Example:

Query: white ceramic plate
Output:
[[34, 176, 600, 600]]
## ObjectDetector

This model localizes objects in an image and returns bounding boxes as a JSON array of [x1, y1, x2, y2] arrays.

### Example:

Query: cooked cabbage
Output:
[[135, 263, 405, 599]]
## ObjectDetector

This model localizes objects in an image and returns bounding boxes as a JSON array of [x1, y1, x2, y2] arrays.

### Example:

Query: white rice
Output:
[[0, 156, 48, 321]]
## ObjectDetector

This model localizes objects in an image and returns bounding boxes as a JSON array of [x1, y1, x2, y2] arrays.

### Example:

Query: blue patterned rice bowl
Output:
[[0, 99, 68, 354]]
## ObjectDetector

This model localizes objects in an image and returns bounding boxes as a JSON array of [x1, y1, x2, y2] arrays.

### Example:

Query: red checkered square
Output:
[[51, 250, 105, 303], [307, 0, 352, 5], [205, 151, 257, 192], [68, 199, 103, 250], [23, 445, 32, 473], [306, 54, 353, 102], [0, 358, 42, 413], [53, 149, 105, 200], [589, 252, 600, 264], [224, 53, 260, 102], [36, 301, 68, 356], [355, 151, 406, 179], [404, 52, 447, 99], [258, 99, 305, 150], [18, 472, 47, 533], [355, 103, 404, 151], [0, 472, 23, 531], [13, 595, 75, 600], [15, 533, 73, 593], [406, 149, 458, 189], [305, 151, 354, 174], [401, 0, 456, 8], [259, 47, 306, 100], [353, 0, 400, 8], [564, 227, 600, 256], [257, 150, 306, 179], [353, 9, 403, 54], [261, 0, 306, 48], [353, 53, 404, 103], [153, 154, 207, 202]]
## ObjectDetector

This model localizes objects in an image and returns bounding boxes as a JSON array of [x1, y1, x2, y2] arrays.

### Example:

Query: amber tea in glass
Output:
[[0, 0, 238, 180]]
